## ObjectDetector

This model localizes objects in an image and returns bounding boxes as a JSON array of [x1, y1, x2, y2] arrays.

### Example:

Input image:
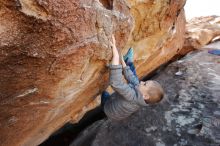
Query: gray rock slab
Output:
[[71, 50, 220, 146]]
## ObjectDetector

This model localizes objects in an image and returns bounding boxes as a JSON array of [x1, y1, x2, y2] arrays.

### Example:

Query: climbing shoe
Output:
[[123, 47, 134, 63]]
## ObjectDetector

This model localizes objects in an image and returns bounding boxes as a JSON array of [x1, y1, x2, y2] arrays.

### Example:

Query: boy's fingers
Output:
[[111, 35, 115, 44], [111, 34, 114, 40]]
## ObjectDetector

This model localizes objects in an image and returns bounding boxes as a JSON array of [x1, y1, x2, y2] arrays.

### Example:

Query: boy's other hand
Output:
[[110, 35, 120, 65], [111, 35, 116, 47]]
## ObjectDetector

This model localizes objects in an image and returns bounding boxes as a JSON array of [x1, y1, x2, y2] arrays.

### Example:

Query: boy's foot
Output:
[[123, 47, 134, 63]]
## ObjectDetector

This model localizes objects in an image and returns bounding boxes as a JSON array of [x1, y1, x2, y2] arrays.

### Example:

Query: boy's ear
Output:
[[143, 94, 150, 100]]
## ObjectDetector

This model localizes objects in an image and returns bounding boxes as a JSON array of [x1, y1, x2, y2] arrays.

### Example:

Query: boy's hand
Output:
[[120, 53, 127, 68], [110, 35, 120, 65]]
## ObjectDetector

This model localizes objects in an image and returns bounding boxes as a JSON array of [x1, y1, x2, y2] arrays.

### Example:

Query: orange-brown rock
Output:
[[179, 16, 220, 56], [0, 0, 186, 146]]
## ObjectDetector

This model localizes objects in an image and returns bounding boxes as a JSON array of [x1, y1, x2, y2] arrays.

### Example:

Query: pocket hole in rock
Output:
[[99, 0, 113, 10]]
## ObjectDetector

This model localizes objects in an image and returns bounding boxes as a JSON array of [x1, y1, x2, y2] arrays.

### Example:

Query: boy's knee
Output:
[[101, 91, 110, 98], [101, 91, 110, 107]]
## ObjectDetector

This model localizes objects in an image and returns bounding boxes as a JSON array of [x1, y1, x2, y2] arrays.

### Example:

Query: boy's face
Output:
[[138, 81, 152, 100]]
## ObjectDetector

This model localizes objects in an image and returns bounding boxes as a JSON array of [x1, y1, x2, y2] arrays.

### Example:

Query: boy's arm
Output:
[[123, 66, 139, 86], [121, 54, 139, 86], [109, 35, 137, 101], [109, 64, 137, 101]]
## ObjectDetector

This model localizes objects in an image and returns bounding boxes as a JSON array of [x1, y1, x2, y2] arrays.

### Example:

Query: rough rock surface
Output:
[[0, 0, 186, 146], [71, 47, 220, 146], [180, 16, 220, 56]]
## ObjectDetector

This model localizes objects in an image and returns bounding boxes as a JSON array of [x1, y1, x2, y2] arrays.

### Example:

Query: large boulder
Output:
[[0, 0, 186, 146], [179, 16, 220, 56], [71, 45, 220, 146]]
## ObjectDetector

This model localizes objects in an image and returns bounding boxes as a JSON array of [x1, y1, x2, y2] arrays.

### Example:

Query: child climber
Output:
[[101, 35, 164, 121]]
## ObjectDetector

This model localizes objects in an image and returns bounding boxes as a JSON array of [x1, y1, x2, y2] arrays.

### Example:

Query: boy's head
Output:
[[138, 80, 164, 104]]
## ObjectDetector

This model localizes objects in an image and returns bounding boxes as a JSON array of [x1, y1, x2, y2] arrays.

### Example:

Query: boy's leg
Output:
[[126, 61, 138, 78], [101, 91, 110, 108], [124, 48, 138, 78]]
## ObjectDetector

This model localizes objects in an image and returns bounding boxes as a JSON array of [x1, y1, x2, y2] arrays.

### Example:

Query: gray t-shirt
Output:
[[104, 64, 148, 121]]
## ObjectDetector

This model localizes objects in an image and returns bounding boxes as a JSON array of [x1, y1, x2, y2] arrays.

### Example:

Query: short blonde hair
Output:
[[145, 80, 164, 104]]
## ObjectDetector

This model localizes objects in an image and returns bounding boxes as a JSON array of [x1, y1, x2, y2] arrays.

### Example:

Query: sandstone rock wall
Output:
[[0, 0, 186, 146]]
